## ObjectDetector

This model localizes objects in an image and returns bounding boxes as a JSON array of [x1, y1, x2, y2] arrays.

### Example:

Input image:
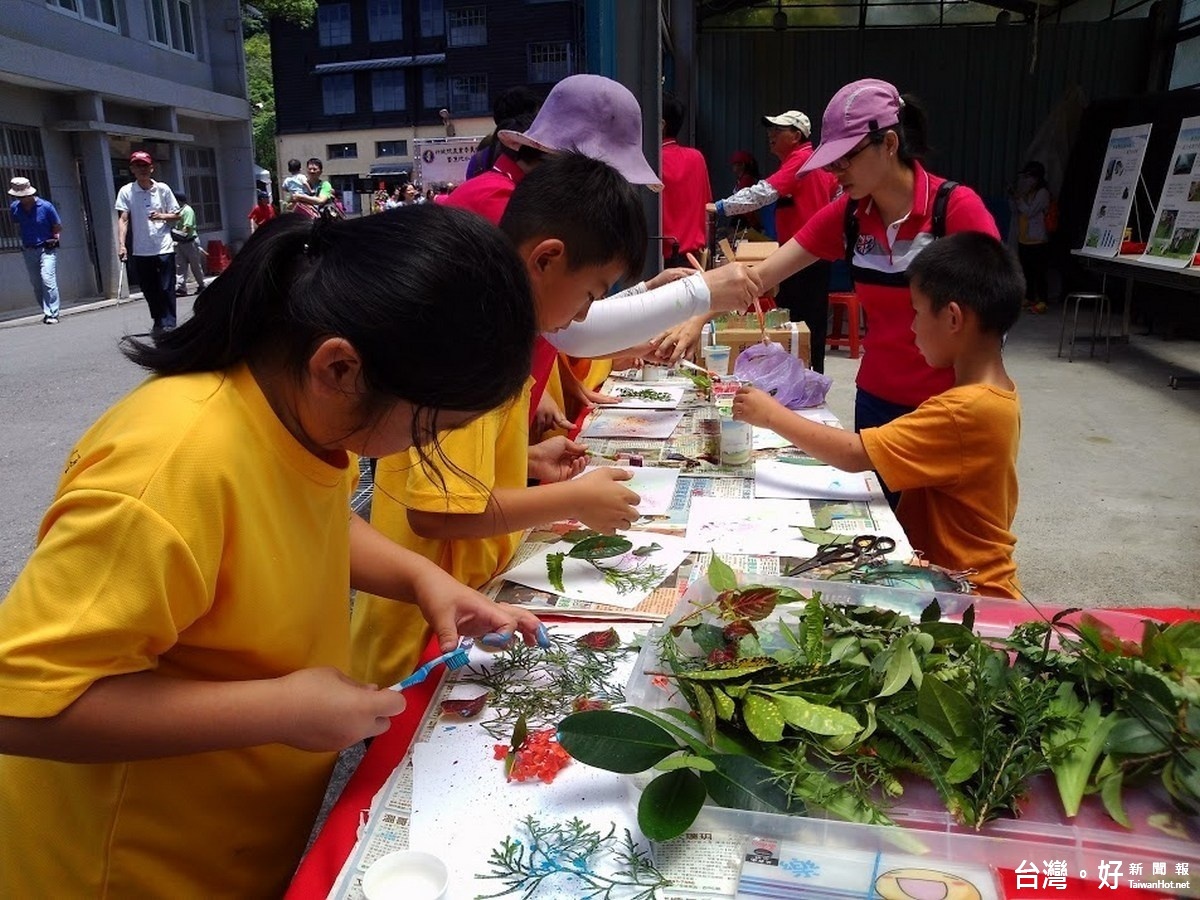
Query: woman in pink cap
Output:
[[752, 78, 998, 503]]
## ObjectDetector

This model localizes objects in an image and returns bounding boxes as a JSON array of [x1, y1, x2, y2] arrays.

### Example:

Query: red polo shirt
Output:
[[766, 143, 836, 243], [661, 139, 712, 258], [442, 154, 557, 420], [796, 162, 999, 407]]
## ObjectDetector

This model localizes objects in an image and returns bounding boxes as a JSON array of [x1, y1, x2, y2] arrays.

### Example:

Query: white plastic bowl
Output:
[[361, 850, 449, 900]]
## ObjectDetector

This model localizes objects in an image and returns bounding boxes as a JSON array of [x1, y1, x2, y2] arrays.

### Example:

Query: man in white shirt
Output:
[[115, 151, 181, 332]]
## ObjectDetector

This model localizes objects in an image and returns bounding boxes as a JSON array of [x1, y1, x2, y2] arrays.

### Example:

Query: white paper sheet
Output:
[[608, 383, 688, 409], [682, 496, 816, 556], [750, 407, 841, 450], [580, 465, 680, 516], [753, 460, 875, 501], [499, 532, 692, 609], [579, 409, 685, 440]]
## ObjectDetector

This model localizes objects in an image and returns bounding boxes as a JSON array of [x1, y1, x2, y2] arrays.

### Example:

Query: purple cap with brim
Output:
[[497, 74, 663, 192], [798, 78, 903, 175]]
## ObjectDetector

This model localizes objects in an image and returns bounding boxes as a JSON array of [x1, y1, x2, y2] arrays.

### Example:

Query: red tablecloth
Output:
[[287, 606, 1198, 899]]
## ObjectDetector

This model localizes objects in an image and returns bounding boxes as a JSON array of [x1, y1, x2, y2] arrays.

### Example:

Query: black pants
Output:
[[775, 261, 830, 373], [1018, 242, 1051, 302], [132, 253, 178, 328], [855, 387, 917, 511]]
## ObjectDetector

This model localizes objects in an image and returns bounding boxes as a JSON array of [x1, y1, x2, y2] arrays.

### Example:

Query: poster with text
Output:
[[1140, 116, 1200, 268], [1080, 123, 1152, 257]]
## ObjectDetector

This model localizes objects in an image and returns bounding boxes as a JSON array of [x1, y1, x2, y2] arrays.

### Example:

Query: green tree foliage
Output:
[[244, 31, 276, 181], [246, 0, 316, 25]]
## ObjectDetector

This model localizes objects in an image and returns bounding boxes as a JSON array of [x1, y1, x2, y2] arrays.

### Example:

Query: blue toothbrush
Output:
[[388, 638, 474, 691]]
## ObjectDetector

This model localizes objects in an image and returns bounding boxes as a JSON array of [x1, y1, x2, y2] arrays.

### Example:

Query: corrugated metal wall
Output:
[[696, 22, 1149, 205]]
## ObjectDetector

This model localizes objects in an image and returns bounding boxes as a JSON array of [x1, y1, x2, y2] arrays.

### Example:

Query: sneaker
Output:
[[177, 287, 189, 296], [44, 316, 59, 324]]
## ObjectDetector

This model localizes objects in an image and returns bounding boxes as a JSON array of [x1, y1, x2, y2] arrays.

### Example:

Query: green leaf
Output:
[[1045, 691, 1117, 817], [920, 598, 942, 623], [511, 715, 528, 752], [711, 687, 736, 721], [568, 535, 633, 560], [557, 711, 680, 773], [676, 660, 777, 681], [546, 552, 565, 593], [769, 693, 860, 736], [742, 693, 785, 742], [803, 596, 826, 663], [945, 748, 982, 784], [1099, 768, 1130, 827], [917, 677, 976, 740], [707, 554, 739, 591], [717, 587, 779, 622], [560, 528, 601, 544], [1105, 717, 1169, 755], [653, 753, 717, 773], [693, 684, 718, 746], [638, 768, 707, 841], [877, 647, 913, 698], [633, 542, 662, 557], [794, 526, 853, 545], [961, 603, 975, 632], [700, 753, 798, 814]]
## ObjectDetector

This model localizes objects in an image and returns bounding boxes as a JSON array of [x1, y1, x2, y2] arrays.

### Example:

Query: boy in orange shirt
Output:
[[733, 231, 1024, 598]]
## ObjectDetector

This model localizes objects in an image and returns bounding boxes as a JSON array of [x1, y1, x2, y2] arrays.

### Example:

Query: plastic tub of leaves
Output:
[[557, 564, 1200, 898]]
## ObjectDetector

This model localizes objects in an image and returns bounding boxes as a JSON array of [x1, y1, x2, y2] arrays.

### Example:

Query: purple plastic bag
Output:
[[732, 341, 832, 409]]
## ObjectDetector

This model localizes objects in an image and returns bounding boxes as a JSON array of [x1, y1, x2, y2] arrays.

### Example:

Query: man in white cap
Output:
[[8, 177, 62, 324], [705, 109, 837, 372]]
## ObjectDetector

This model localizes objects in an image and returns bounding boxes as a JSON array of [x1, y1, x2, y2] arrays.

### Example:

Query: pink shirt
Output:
[[797, 162, 999, 407], [765, 143, 836, 242], [443, 155, 524, 226]]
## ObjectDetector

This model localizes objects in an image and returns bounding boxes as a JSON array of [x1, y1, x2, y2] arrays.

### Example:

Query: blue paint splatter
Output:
[[782, 858, 821, 878]]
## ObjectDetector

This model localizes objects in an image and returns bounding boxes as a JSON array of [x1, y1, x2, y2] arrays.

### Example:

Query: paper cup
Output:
[[362, 850, 449, 900], [702, 344, 732, 376], [719, 417, 752, 465]]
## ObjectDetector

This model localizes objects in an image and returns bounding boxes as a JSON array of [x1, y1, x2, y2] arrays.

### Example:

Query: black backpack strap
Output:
[[843, 198, 860, 268], [931, 180, 958, 238]]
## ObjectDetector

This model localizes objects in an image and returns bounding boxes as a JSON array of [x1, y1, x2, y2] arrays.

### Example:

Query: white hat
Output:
[[8, 177, 36, 197], [761, 110, 812, 138]]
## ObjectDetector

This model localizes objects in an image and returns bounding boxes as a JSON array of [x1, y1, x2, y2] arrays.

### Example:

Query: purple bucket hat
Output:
[[497, 74, 663, 192], [799, 78, 904, 175]]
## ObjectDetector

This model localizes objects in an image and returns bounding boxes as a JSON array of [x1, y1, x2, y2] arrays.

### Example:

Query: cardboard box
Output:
[[716, 322, 811, 372], [733, 241, 779, 262]]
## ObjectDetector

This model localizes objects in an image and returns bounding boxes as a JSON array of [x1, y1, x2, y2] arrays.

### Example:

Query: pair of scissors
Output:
[[785, 534, 897, 577]]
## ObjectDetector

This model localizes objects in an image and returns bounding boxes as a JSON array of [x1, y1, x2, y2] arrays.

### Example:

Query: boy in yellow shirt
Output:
[[352, 153, 651, 685], [733, 232, 1024, 598]]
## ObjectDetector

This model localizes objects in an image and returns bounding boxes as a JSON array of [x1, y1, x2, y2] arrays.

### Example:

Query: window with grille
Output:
[[376, 140, 408, 157], [527, 41, 571, 83], [46, 0, 118, 28], [0, 125, 51, 252], [423, 69, 448, 109], [327, 143, 358, 159], [318, 3, 352, 46], [420, 0, 444, 35], [368, 0, 403, 41], [146, 0, 195, 54], [323, 74, 356, 116], [450, 74, 488, 115], [447, 6, 485, 46], [372, 70, 407, 112], [180, 146, 222, 231]]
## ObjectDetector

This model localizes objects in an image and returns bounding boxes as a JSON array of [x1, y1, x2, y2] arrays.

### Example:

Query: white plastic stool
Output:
[[1057, 292, 1111, 362]]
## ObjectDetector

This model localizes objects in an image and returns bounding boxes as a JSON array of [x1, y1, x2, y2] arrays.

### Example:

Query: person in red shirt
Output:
[[751, 78, 1000, 506], [247, 191, 276, 233], [660, 91, 712, 267], [709, 110, 837, 371]]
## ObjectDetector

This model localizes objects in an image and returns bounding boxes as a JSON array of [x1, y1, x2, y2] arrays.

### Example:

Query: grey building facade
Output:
[[0, 0, 256, 315]]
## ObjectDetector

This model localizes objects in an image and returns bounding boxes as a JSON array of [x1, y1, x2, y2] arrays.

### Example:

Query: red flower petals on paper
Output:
[[501, 728, 571, 784]]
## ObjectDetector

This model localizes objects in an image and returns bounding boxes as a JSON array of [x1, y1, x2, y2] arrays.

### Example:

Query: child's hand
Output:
[[571, 468, 640, 533], [732, 385, 785, 429], [276, 667, 407, 751], [531, 392, 573, 437], [649, 316, 705, 364], [414, 581, 545, 655], [645, 267, 694, 290], [528, 436, 588, 483]]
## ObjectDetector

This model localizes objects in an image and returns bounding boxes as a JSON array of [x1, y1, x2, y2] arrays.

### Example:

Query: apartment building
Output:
[[271, 0, 582, 211]]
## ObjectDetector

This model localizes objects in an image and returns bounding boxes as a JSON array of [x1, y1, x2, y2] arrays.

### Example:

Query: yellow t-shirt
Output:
[[860, 383, 1022, 599], [0, 364, 356, 898], [350, 384, 531, 686]]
